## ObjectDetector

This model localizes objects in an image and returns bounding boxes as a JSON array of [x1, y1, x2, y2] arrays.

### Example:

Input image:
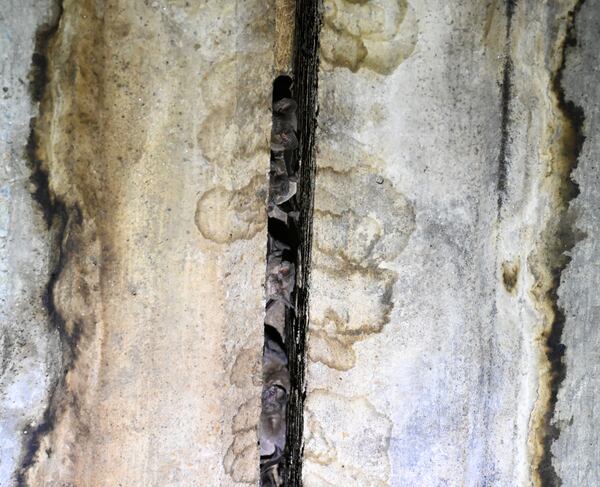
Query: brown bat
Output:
[[260, 336, 289, 458], [265, 256, 295, 308], [270, 173, 297, 205], [271, 98, 298, 152]]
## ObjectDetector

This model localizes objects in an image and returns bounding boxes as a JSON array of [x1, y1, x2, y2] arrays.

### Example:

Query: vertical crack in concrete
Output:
[[17, 3, 70, 485], [496, 0, 516, 211], [532, 2, 586, 485], [284, 2, 321, 485]]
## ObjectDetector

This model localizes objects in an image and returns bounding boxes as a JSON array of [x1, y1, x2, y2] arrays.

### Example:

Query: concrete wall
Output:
[[554, 1, 600, 485], [2, 1, 275, 485], [304, 1, 596, 486], [1, 1, 59, 484], [1, 0, 598, 486]]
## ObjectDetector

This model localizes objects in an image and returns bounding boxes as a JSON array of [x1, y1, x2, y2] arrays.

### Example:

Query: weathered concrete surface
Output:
[[2, 0, 275, 485], [2, 0, 599, 486], [0, 1, 60, 485], [305, 0, 591, 486], [306, 3, 511, 484], [553, 1, 600, 485]]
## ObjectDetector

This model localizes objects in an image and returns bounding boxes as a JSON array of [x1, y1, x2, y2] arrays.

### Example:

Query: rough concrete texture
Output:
[[553, 1, 600, 485], [0, 1, 60, 485], [2, 0, 599, 486], [305, 0, 593, 486], [2, 0, 275, 485]]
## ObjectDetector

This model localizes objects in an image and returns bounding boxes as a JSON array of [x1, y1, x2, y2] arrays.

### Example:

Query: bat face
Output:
[[260, 337, 288, 458], [263, 333, 288, 368], [266, 258, 295, 306], [265, 301, 286, 337], [271, 128, 298, 152], [268, 235, 291, 256], [270, 173, 297, 205], [262, 384, 287, 414], [260, 387, 287, 455], [271, 97, 298, 152], [270, 153, 288, 176]]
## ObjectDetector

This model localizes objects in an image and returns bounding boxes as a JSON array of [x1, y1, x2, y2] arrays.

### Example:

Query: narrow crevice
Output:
[[259, 2, 321, 483], [536, 1, 587, 485], [496, 0, 516, 211], [259, 76, 300, 486], [17, 4, 70, 486], [273, 75, 294, 103]]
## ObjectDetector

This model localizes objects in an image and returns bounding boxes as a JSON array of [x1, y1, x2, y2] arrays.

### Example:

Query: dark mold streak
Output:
[[16, 384, 60, 487], [505, 0, 517, 24], [496, 57, 512, 209], [18, 3, 70, 486], [538, 1, 586, 485], [28, 7, 62, 104], [496, 0, 516, 211]]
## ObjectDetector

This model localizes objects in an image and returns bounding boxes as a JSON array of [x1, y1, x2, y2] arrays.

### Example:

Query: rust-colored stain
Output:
[[195, 175, 267, 244], [527, 2, 587, 485], [320, 0, 418, 74], [275, 0, 295, 73], [309, 167, 415, 371], [20, 0, 274, 485], [501, 260, 519, 294]]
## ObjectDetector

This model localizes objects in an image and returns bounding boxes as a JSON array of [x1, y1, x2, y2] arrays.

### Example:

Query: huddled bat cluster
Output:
[[260, 97, 299, 487]]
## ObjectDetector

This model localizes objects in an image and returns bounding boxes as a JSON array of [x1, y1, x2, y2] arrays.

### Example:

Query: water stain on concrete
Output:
[[226, 345, 262, 483], [230, 346, 262, 388], [502, 259, 519, 294], [304, 390, 392, 485], [223, 427, 259, 484], [20, 1, 272, 484], [197, 53, 272, 181], [314, 168, 415, 265], [526, 2, 587, 483], [224, 396, 261, 484], [232, 399, 260, 433], [320, 0, 418, 74], [309, 167, 415, 370], [309, 268, 395, 370], [195, 175, 267, 244], [304, 412, 337, 465]]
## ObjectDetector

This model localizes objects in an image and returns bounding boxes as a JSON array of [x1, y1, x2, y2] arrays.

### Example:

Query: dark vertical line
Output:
[[285, 0, 321, 485], [506, 0, 517, 23], [496, 58, 512, 209], [496, 0, 516, 212]]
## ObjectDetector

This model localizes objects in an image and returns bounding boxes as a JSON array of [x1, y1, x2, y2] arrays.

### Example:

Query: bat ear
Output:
[[273, 98, 297, 114]]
